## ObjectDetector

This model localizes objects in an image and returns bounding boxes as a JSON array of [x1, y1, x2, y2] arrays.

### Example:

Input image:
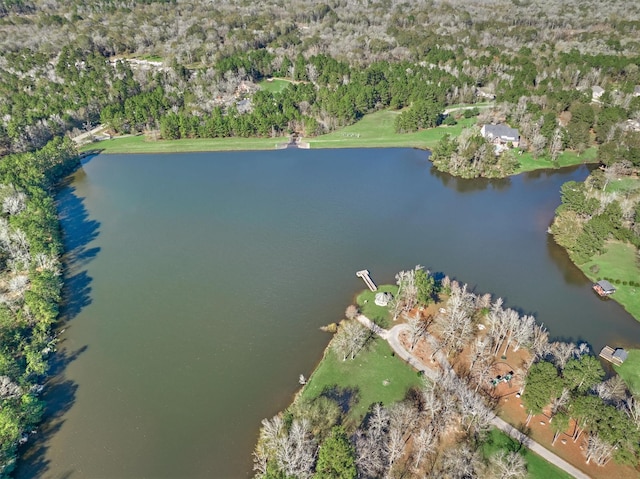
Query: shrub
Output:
[[589, 264, 600, 274]]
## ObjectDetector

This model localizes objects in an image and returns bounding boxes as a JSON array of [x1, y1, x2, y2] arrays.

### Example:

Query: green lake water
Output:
[[16, 148, 640, 478]]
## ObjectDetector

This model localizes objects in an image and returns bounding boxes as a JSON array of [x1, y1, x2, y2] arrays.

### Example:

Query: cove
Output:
[[16, 148, 640, 478]]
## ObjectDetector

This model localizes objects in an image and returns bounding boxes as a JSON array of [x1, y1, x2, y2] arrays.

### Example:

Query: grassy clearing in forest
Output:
[[258, 78, 292, 93], [580, 241, 640, 321], [308, 110, 476, 149], [300, 337, 422, 423]]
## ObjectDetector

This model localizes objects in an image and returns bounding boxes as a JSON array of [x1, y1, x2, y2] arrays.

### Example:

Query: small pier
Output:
[[356, 270, 377, 292], [599, 346, 628, 365]]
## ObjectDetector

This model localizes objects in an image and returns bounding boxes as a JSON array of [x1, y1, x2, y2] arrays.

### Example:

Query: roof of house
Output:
[[613, 348, 628, 362], [482, 124, 520, 141], [634, 85, 640, 95], [592, 85, 605, 94], [596, 279, 616, 292]]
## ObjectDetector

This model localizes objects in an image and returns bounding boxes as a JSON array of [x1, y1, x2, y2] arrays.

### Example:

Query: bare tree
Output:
[[549, 341, 576, 370], [488, 450, 527, 479], [549, 128, 563, 163], [332, 319, 370, 361], [345, 304, 359, 320], [584, 433, 615, 466], [412, 426, 436, 471], [405, 311, 427, 351]]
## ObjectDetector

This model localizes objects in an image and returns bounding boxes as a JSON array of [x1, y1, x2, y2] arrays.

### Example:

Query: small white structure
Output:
[[374, 292, 393, 306], [592, 85, 605, 102]]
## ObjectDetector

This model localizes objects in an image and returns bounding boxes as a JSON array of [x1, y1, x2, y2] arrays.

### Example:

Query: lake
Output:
[[16, 148, 640, 478]]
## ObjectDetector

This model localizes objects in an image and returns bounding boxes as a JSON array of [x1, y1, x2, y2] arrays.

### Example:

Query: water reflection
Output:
[[429, 166, 512, 193]]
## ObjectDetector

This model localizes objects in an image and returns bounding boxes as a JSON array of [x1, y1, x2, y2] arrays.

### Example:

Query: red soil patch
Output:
[[396, 307, 640, 478]]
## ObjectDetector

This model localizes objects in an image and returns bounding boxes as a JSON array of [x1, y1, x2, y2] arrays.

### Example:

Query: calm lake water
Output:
[[16, 148, 640, 478]]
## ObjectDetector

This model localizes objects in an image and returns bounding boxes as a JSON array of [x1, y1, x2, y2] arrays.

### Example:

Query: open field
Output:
[[604, 176, 640, 194], [581, 241, 640, 321], [258, 78, 292, 93], [308, 110, 476, 150], [482, 428, 573, 479], [515, 147, 598, 174], [615, 348, 640, 395], [299, 337, 422, 423], [80, 134, 282, 154]]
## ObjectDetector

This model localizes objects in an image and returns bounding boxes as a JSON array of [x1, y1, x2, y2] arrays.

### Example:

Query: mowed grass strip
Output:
[[515, 147, 598, 174], [300, 337, 422, 422], [80, 134, 281, 154], [482, 428, 572, 479], [308, 110, 476, 150], [615, 349, 640, 395], [581, 241, 640, 321]]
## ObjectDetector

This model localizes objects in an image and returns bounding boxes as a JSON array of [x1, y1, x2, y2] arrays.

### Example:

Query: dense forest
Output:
[[3, 0, 640, 476], [0, 137, 79, 476]]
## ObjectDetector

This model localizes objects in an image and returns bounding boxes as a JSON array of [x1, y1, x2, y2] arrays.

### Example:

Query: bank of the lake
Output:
[[17, 149, 640, 478], [82, 109, 598, 178]]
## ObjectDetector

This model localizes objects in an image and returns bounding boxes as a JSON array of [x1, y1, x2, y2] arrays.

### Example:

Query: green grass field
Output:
[[80, 134, 281, 154], [258, 78, 292, 93], [482, 428, 572, 479], [515, 147, 598, 174], [356, 285, 397, 328], [581, 241, 640, 321], [614, 349, 640, 395], [604, 176, 640, 194], [308, 110, 476, 150], [300, 337, 422, 423]]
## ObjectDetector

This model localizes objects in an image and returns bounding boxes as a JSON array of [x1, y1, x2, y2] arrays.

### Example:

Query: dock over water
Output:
[[599, 346, 628, 365], [356, 269, 377, 292]]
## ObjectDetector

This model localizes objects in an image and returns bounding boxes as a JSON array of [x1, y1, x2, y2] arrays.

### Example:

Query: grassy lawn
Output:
[[80, 134, 282, 154], [300, 337, 422, 423], [604, 176, 640, 194], [614, 349, 640, 395], [356, 284, 397, 329], [308, 110, 476, 150], [482, 428, 572, 479], [258, 78, 292, 93], [580, 241, 640, 321], [515, 147, 598, 174]]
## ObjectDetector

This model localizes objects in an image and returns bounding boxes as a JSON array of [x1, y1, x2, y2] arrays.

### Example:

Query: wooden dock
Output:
[[356, 269, 377, 292], [599, 346, 628, 365]]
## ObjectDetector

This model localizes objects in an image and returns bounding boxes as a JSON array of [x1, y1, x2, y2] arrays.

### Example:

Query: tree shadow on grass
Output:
[[320, 385, 360, 416]]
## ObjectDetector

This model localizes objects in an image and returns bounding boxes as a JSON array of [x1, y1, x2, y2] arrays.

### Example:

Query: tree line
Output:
[[0, 137, 79, 476]]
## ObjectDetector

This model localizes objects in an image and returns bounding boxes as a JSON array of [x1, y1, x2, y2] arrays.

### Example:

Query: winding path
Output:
[[356, 315, 592, 479]]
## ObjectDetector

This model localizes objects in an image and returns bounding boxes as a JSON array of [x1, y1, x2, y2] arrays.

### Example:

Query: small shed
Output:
[[374, 292, 393, 307], [593, 280, 616, 296], [613, 348, 628, 364], [599, 346, 628, 365]]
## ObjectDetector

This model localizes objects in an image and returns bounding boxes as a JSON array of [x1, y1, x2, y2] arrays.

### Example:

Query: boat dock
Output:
[[356, 270, 377, 292], [599, 346, 628, 365]]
